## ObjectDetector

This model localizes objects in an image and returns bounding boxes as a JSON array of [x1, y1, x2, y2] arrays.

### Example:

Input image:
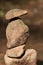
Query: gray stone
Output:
[[6, 45, 25, 58]]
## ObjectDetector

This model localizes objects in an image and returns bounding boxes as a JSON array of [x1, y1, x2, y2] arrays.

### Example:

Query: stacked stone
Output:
[[4, 9, 37, 65]]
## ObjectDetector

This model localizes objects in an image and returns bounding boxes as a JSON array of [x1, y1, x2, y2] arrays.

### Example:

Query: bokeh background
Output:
[[0, 0, 43, 65]]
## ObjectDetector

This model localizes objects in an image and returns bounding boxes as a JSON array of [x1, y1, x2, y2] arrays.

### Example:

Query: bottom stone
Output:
[[4, 49, 37, 65]]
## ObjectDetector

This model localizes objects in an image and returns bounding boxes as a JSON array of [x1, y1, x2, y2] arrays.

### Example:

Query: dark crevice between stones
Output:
[[7, 44, 25, 49], [8, 50, 25, 59], [9, 17, 21, 22]]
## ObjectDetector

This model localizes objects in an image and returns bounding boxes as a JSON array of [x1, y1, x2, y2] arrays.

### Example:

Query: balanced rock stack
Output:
[[4, 9, 37, 65]]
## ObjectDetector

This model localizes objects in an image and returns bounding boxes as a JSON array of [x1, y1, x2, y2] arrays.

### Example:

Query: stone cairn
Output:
[[4, 9, 37, 65]]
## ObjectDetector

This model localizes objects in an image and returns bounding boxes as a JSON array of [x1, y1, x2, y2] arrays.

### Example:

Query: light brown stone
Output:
[[7, 32, 29, 48], [6, 19, 29, 41], [4, 49, 37, 65], [5, 9, 27, 20], [6, 19, 29, 48], [6, 45, 25, 58]]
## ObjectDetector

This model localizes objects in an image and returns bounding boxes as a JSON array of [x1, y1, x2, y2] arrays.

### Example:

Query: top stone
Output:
[[5, 9, 28, 20]]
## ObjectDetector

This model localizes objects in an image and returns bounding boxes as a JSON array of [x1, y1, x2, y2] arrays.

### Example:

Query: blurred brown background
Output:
[[0, 0, 43, 65]]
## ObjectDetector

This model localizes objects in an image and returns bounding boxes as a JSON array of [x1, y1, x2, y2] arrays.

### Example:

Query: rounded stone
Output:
[[6, 19, 29, 41], [6, 19, 29, 48]]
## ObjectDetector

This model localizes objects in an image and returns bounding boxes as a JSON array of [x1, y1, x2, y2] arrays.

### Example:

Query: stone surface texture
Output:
[[6, 45, 25, 58], [6, 19, 29, 48], [4, 49, 37, 65], [4, 9, 37, 65], [5, 9, 27, 20]]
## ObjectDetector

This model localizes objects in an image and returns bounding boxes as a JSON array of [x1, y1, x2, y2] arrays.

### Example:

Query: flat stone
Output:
[[6, 45, 25, 58], [5, 9, 27, 20], [4, 49, 37, 65]]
